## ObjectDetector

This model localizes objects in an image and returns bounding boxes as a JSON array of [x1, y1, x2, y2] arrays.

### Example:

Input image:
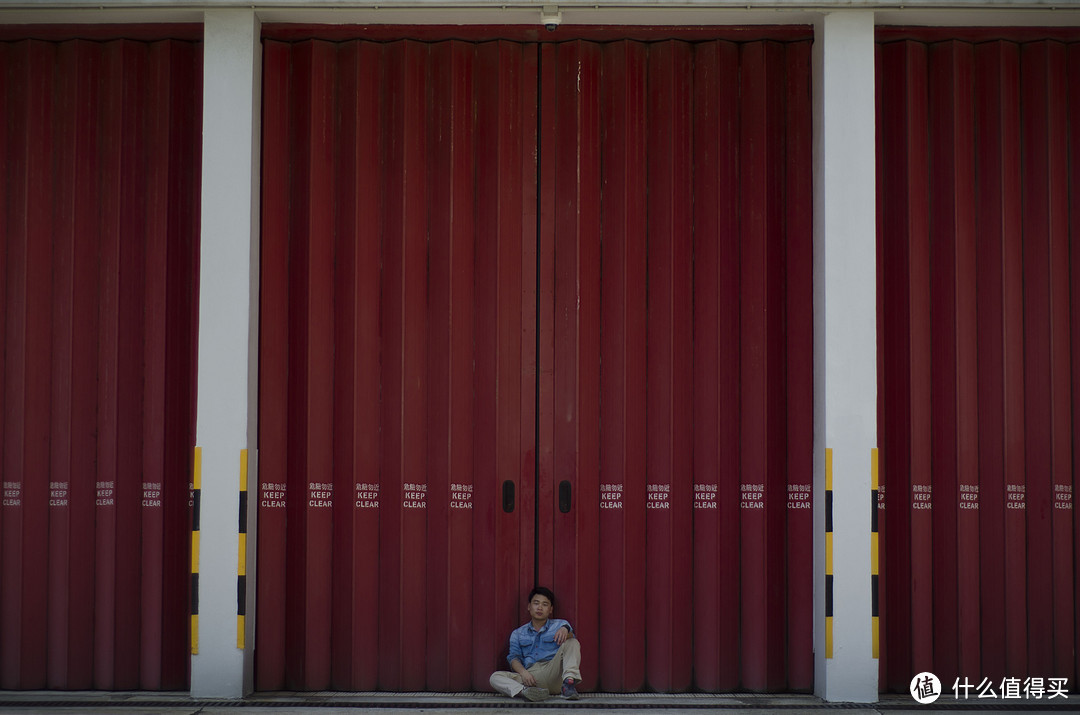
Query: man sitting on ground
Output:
[[489, 586, 581, 701]]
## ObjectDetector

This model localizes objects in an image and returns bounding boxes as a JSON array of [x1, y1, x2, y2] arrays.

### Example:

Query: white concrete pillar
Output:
[[191, 8, 261, 698], [813, 10, 878, 703]]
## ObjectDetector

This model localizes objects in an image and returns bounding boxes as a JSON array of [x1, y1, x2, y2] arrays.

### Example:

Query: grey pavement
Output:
[[0, 692, 1076, 714]]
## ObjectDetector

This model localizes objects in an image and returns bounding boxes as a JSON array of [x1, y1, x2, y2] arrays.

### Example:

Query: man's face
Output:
[[528, 595, 553, 623]]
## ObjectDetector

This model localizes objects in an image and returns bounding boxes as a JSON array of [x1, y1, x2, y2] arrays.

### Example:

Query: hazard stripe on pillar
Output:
[[871, 448, 880, 659], [238, 450, 248, 649], [191, 447, 202, 655], [825, 448, 833, 659]]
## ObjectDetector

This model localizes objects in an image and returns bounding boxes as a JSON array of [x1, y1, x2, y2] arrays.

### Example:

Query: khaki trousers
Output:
[[489, 639, 581, 697]]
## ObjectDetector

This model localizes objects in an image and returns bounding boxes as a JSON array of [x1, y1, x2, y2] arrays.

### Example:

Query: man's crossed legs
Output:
[[489, 639, 581, 701]]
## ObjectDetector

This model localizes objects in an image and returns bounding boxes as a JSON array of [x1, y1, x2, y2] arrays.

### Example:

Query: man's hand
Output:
[[554, 625, 572, 645], [511, 660, 536, 687]]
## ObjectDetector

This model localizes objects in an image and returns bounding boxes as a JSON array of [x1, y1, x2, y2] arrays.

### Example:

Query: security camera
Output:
[[540, 5, 562, 32]]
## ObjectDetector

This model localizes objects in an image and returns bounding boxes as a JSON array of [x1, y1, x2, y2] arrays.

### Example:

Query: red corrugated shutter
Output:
[[536, 38, 813, 692], [259, 31, 812, 693], [257, 38, 538, 692], [0, 36, 201, 690], [877, 33, 1080, 692]]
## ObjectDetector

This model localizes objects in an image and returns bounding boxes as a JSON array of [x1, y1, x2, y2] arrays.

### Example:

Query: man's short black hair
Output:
[[529, 586, 556, 609]]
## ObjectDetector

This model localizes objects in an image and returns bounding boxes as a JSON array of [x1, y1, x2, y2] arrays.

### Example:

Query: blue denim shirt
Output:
[[507, 618, 573, 669]]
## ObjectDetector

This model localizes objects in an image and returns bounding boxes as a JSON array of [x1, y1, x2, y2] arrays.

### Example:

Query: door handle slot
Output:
[[502, 480, 515, 513]]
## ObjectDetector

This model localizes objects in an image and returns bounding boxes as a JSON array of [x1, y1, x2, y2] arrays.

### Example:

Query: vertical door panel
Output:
[[255, 38, 290, 690], [0, 34, 11, 692], [971, 42, 1011, 686], [934, 42, 980, 682], [19, 39, 55, 689], [1020, 39, 1072, 680], [65, 40, 102, 687], [547, 39, 604, 690], [276, 36, 330, 691], [999, 46, 1029, 680], [542, 36, 813, 694], [878, 34, 1080, 690], [737, 39, 770, 691], [114, 40, 150, 687], [470, 39, 539, 691], [139, 40, 171, 690], [905, 40, 936, 683], [782, 39, 815, 693], [330, 37, 383, 691], [378, 39, 429, 692], [644, 40, 695, 693], [0, 36, 200, 691], [927, 40, 962, 687], [737, 40, 791, 691], [692, 39, 741, 693], [94, 42, 123, 688], [425, 40, 476, 690], [877, 40, 935, 687], [257, 38, 538, 691], [48, 40, 76, 688], [1018, 41, 1055, 680], [598, 39, 648, 693], [1070, 42, 1080, 692], [536, 43, 557, 595], [875, 41, 907, 693]]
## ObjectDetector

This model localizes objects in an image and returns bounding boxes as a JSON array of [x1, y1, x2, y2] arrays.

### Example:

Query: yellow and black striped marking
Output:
[[191, 447, 202, 656], [825, 448, 833, 659], [871, 448, 880, 659], [238, 449, 249, 649]]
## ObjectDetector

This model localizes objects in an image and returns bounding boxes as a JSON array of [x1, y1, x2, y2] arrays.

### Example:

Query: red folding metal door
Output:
[[535, 38, 813, 693], [0, 35, 201, 690], [258, 38, 539, 692], [877, 33, 1080, 692], [258, 30, 813, 693]]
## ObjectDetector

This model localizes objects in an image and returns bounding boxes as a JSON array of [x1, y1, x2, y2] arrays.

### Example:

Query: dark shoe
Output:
[[522, 686, 549, 702], [562, 677, 579, 700]]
